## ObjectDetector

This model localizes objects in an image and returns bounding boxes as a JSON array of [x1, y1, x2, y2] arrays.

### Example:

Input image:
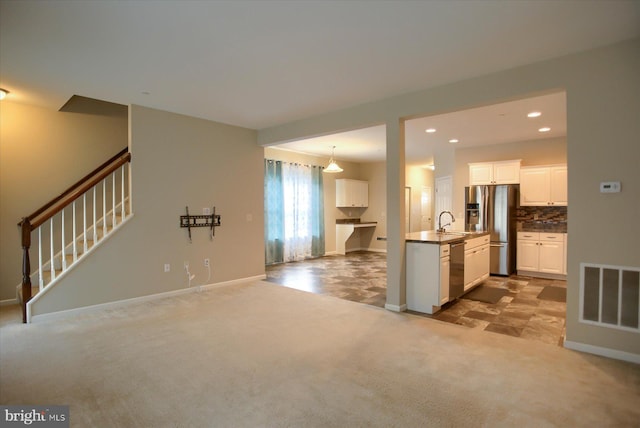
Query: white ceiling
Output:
[[1, 1, 638, 136], [277, 91, 567, 165]]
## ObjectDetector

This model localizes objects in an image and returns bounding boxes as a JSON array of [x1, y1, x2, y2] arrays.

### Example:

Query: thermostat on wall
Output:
[[600, 181, 621, 193]]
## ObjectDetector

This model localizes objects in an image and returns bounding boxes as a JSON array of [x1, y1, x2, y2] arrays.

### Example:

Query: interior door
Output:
[[435, 176, 452, 226], [420, 186, 432, 231]]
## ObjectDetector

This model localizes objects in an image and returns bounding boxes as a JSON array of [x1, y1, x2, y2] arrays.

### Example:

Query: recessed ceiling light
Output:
[[538, 127, 551, 132], [449, 139, 459, 144], [425, 128, 436, 133], [527, 111, 542, 118], [0, 88, 9, 100]]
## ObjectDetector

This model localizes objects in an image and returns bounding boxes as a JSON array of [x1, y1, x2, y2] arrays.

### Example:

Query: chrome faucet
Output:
[[437, 211, 455, 233]]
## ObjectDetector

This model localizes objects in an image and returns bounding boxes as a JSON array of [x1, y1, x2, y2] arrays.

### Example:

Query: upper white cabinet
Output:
[[336, 179, 368, 207], [520, 165, 567, 206], [469, 160, 521, 185]]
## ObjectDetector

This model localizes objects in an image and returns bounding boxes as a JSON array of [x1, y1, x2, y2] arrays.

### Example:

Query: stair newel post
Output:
[[20, 218, 33, 323]]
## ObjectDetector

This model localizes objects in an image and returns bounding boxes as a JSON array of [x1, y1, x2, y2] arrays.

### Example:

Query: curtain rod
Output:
[[265, 158, 323, 169]]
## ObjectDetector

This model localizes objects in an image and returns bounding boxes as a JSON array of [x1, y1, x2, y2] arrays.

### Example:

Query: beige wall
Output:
[[258, 38, 640, 357], [360, 161, 387, 252], [30, 105, 265, 316], [0, 102, 127, 302]]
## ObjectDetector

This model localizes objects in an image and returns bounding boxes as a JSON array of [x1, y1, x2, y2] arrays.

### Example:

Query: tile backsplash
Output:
[[516, 206, 567, 232]]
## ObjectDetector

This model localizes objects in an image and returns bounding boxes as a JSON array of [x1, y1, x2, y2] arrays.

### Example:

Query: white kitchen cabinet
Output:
[[519, 165, 567, 206], [468, 160, 521, 185], [406, 242, 450, 313], [539, 238, 564, 274], [463, 235, 490, 291], [549, 166, 568, 205], [439, 245, 450, 305], [516, 234, 539, 271], [517, 232, 566, 278], [336, 179, 368, 207]]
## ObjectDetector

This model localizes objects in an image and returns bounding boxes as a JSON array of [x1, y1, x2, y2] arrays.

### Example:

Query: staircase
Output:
[[18, 149, 132, 322]]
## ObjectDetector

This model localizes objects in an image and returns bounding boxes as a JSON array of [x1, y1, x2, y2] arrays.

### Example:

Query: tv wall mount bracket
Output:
[[180, 206, 221, 242]]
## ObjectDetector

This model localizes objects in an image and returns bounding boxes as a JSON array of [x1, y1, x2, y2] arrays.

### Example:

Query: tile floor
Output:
[[265, 251, 567, 346]]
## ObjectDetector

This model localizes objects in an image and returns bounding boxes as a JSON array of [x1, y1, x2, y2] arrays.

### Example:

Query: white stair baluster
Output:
[[127, 162, 132, 215], [72, 200, 77, 262], [83, 194, 88, 253], [93, 187, 97, 243], [61, 210, 66, 271], [38, 227, 43, 291], [50, 219, 55, 281], [121, 165, 126, 220], [112, 171, 116, 227], [102, 180, 107, 236]]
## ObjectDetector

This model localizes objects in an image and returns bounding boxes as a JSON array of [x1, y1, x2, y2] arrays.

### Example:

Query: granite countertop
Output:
[[377, 230, 489, 244]]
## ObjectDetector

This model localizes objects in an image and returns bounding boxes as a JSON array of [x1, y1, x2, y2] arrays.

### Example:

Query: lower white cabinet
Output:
[[439, 246, 450, 306], [463, 235, 490, 291], [517, 232, 566, 277], [406, 242, 450, 314]]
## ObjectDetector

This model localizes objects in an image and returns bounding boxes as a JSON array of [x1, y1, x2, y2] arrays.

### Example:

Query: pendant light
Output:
[[323, 146, 343, 173]]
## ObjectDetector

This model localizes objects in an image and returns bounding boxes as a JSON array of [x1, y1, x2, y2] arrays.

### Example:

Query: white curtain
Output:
[[281, 162, 320, 262]]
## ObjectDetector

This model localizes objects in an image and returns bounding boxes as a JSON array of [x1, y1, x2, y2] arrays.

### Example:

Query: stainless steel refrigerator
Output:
[[465, 185, 518, 276]]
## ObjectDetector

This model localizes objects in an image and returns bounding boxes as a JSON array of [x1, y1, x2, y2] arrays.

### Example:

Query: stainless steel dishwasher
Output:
[[449, 240, 465, 300]]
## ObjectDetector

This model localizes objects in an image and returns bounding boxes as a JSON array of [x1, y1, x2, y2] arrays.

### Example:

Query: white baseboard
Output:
[[29, 274, 266, 324], [384, 303, 407, 312], [345, 247, 387, 254], [365, 247, 387, 253], [0, 297, 18, 306], [564, 340, 640, 364]]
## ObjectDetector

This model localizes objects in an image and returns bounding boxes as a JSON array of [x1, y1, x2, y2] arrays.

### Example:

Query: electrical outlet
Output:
[[204, 258, 210, 267], [164, 264, 170, 273], [203, 207, 211, 215]]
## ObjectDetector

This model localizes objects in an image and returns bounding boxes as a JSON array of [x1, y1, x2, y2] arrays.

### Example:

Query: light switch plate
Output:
[[600, 181, 621, 193]]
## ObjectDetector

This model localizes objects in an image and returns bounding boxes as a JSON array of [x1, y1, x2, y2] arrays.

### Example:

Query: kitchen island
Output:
[[403, 231, 490, 314]]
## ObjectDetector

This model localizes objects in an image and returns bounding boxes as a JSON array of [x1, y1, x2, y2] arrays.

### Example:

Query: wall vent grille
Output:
[[580, 263, 640, 333]]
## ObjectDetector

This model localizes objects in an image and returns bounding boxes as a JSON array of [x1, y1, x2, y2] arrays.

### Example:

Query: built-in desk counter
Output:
[[336, 220, 377, 255]]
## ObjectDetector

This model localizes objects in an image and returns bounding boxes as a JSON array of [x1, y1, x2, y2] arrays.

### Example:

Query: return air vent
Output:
[[580, 263, 640, 332]]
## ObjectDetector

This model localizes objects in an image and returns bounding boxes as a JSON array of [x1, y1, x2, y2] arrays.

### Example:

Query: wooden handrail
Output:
[[18, 148, 131, 322], [20, 149, 131, 230]]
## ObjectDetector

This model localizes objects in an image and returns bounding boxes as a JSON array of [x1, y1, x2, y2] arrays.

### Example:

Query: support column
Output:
[[385, 117, 406, 312]]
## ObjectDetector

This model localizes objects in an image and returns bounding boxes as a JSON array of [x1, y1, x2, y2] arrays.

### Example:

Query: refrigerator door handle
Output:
[[483, 188, 489, 232]]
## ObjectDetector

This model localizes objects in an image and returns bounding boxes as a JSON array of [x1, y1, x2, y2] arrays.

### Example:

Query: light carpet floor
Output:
[[1, 281, 639, 427]]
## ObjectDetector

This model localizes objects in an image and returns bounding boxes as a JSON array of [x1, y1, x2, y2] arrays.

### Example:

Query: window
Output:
[[264, 160, 324, 264]]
